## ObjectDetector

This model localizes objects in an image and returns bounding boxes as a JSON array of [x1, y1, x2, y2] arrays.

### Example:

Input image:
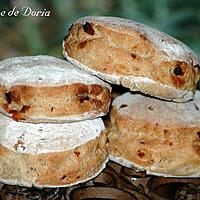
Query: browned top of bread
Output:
[[63, 16, 200, 102]]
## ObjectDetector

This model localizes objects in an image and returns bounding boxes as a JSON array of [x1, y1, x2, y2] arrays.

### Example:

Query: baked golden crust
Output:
[[0, 132, 108, 187], [63, 16, 200, 102], [108, 93, 200, 177], [0, 83, 111, 123]]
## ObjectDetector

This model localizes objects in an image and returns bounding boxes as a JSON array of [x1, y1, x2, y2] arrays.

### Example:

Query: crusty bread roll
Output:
[[0, 55, 111, 123], [108, 91, 200, 177], [63, 16, 200, 102], [0, 114, 108, 187]]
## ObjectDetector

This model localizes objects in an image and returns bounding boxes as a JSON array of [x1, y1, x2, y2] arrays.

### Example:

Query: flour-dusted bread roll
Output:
[[0, 55, 111, 123], [108, 91, 200, 177], [63, 16, 200, 102], [0, 114, 108, 188]]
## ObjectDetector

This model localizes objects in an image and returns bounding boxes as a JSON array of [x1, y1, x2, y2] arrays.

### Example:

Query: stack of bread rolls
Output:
[[1, 16, 200, 196], [0, 55, 111, 187], [63, 16, 200, 177]]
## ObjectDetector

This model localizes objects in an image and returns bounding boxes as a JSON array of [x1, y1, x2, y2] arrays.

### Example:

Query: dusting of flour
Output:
[[76, 16, 199, 64], [0, 55, 111, 90], [112, 91, 200, 127], [0, 114, 105, 154]]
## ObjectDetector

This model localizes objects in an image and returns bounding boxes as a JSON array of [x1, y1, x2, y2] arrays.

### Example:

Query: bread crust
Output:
[[63, 16, 200, 102], [0, 83, 110, 123], [0, 132, 108, 188], [0, 55, 111, 122], [108, 92, 200, 177]]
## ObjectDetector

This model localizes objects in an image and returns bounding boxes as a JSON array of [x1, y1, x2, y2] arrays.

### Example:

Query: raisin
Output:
[[61, 175, 66, 180], [74, 151, 80, 157], [131, 53, 136, 59], [3, 103, 9, 112], [148, 106, 153, 110], [197, 131, 200, 139], [77, 84, 89, 94], [13, 139, 24, 151], [138, 151, 145, 158], [90, 85, 103, 95], [83, 22, 95, 35], [140, 141, 146, 144], [79, 96, 90, 103], [91, 99, 103, 107], [78, 41, 87, 49], [164, 129, 169, 134], [5, 92, 12, 104], [139, 34, 147, 41], [20, 105, 30, 113], [10, 110, 24, 121], [173, 66, 184, 76], [6, 91, 21, 104]]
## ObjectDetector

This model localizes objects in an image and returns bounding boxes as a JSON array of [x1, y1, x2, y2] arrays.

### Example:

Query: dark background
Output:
[[0, 0, 200, 60]]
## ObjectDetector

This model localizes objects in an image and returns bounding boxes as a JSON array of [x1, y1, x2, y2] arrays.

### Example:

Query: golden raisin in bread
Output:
[[108, 91, 200, 177], [0, 114, 108, 187], [0, 55, 111, 123], [63, 16, 200, 102]]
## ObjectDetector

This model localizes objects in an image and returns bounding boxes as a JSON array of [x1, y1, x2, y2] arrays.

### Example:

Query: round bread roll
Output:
[[108, 91, 200, 177], [63, 16, 200, 102], [0, 55, 111, 123], [0, 114, 108, 188]]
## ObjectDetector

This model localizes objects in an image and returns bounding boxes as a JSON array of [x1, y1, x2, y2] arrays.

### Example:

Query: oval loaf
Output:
[[108, 91, 200, 177], [0, 114, 108, 187], [63, 16, 200, 102], [0, 55, 111, 123]]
